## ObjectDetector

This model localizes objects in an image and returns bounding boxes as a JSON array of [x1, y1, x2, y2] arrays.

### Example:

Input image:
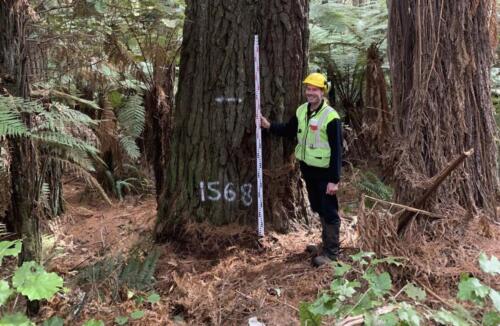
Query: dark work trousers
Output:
[[303, 177, 341, 259]]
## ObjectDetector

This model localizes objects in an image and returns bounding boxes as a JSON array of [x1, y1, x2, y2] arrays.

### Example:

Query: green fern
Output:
[[356, 171, 393, 201], [112, 94, 145, 161], [119, 136, 141, 160], [117, 94, 145, 139], [78, 249, 160, 299], [0, 96, 110, 203], [32, 131, 98, 155], [120, 249, 160, 291], [0, 97, 29, 138]]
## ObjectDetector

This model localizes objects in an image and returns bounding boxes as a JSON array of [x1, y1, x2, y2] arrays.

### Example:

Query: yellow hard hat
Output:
[[303, 73, 328, 91]]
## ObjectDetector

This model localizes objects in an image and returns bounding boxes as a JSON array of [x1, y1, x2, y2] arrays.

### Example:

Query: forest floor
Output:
[[33, 175, 500, 325]]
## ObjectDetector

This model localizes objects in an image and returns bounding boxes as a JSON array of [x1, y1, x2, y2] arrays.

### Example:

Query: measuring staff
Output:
[[260, 73, 343, 267]]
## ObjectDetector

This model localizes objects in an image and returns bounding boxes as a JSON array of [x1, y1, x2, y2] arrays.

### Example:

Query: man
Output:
[[261, 72, 342, 267]]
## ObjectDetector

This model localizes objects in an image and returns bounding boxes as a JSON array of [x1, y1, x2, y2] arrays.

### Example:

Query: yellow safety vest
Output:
[[294, 101, 340, 168]]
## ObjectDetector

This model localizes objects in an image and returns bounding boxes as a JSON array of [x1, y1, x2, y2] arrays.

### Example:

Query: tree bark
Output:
[[0, 141, 11, 221], [0, 0, 42, 314], [362, 44, 390, 157], [155, 0, 310, 239], [144, 63, 175, 199], [46, 159, 64, 218], [387, 0, 498, 214]]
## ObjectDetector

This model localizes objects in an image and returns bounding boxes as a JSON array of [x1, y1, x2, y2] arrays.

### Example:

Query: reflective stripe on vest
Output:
[[295, 102, 339, 168]]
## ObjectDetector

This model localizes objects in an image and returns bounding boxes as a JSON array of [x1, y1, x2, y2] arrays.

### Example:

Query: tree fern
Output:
[[309, 0, 388, 69], [0, 95, 110, 204]]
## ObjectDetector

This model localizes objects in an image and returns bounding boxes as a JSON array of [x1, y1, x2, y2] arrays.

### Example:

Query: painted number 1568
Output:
[[199, 181, 253, 206]]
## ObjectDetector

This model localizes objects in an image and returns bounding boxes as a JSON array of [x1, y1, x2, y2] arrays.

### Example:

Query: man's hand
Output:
[[260, 116, 271, 129], [326, 182, 338, 195]]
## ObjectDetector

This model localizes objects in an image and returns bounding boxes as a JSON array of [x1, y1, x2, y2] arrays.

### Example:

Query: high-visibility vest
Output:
[[294, 101, 340, 168]]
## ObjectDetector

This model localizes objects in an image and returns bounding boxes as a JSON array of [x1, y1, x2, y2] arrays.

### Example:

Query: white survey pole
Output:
[[254, 35, 264, 237]]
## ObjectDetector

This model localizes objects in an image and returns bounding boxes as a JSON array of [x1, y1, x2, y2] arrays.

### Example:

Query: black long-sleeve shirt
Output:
[[269, 103, 342, 183]]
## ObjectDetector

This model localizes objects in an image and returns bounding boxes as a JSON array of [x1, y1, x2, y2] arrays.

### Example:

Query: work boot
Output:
[[312, 254, 337, 267], [305, 244, 321, 255]]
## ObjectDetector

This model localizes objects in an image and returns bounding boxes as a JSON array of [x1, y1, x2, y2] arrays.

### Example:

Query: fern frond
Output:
[[42, 147, 96, 173], [117, 94, 145, 139], [356, 171, 393, 201], [53, 104, 98, 127], [0, 99, 29, 138], [33, 131, 99, 155], [119, 136, 140, 160]]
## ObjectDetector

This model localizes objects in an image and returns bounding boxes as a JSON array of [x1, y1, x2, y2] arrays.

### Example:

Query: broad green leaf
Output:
[[299, 302, 322, 326], [12, 261, 63, 300], [489, 289, 500, 311], [350, 251, 375, 264], [482, 311, 500, 326], [350, 292, 381, 315], [147, 292, 161, 304], [378, 312, 398, 326], [404, 283, 426, 301], [309, 293, 340, 316], [397, 302, 420, 326], [114, 316, 129, 325], [364, 271, 392, 297], [457, 275, 489, 305], [0, 280, 13, 306], [130, 310, 144, 319], [0, 240, 22, 265], [478, 253, 500, 275], [0, 313, 34, 326], [431, 308, 469, 326], [333, 262, 351, 276], [42, 316, 64, 326], [330, 279, 360, 301], [82, 319, 104, 326]]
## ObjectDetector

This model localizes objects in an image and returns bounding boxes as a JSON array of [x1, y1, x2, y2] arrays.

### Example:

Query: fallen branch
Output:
[[363, 195, 444, 218], [397, 149, 474, 235]]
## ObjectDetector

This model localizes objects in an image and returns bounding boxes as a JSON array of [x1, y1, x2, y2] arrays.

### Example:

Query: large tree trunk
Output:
[[388, 0, 498, 213], [155, 0, 310, 239], [0, 0, 42, 314]]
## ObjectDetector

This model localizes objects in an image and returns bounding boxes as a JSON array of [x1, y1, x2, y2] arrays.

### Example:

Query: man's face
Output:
[[305, 85, 323, 106]]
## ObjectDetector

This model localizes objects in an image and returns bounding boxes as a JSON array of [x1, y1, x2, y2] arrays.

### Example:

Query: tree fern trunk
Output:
[[0, 0, 41, 315], [155, 0, 310, 239], [388, 0, 498, 214], [46, 159, 64, 217], [144, 63, 175, 199]]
